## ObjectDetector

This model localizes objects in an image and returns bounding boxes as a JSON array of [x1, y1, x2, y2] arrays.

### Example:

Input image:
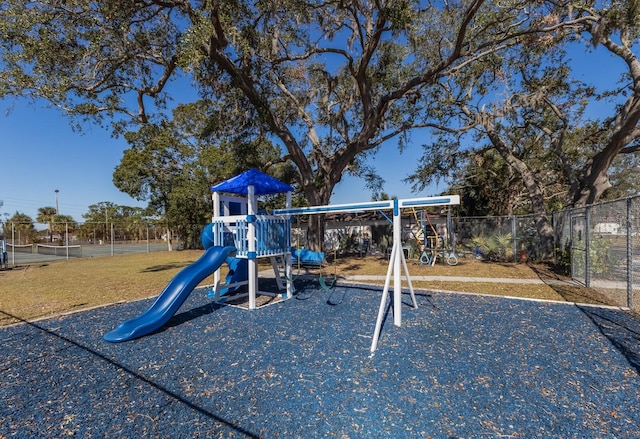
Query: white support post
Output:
[[393, 200, 402, 326], [247, 185, 258, 310], [285, 191, 293, 299], [213, 192, 221, 218], [401, 246, 418, 309], [371, 239, 398, 353], [212, 192, 222, 291]]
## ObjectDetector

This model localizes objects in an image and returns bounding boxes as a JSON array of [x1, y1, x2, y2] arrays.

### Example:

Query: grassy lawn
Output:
[[0, 250, 601, 327], [319, 255, 575, 302], [0, 250, 209, 326]]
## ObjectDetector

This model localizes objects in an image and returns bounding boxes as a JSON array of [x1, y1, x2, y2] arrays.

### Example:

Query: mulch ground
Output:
[[1, 279, 639, 438]]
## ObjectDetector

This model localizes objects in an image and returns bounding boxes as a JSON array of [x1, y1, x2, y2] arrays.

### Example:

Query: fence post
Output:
[[552, 211, 558, 265], [511, 216, 517, 263], [146, 225, 150, 253], [585, 206, 591, 288], [627, 198, 633, 309], [11, 222, 15, 265]]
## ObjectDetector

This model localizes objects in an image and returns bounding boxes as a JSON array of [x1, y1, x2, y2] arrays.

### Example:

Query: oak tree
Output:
[[0, 0, 577, 249]]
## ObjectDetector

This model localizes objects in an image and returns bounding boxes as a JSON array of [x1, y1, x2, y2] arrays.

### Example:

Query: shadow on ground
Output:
[[141, 262, 194, 273], [528, 262, 618, 306]]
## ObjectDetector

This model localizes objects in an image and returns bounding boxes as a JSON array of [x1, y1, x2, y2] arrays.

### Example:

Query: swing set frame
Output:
[[275, 195, 460, 353]]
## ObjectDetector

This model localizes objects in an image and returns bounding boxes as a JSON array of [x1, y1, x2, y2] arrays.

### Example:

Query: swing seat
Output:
[[318, 274, 337, 290]]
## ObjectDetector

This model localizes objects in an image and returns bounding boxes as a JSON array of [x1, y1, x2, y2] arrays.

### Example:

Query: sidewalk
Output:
[[338, 274, 547, 284], [258, 269, 579, 286]]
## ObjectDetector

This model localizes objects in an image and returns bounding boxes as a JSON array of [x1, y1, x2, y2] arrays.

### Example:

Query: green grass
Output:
[[0, 250, 213, 326], [0, 250, 601, 327]]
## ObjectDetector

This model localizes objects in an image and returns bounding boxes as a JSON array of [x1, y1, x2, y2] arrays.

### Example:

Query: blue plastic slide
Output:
[[215, 256, 248, 296], [103, 245, 236, 343]]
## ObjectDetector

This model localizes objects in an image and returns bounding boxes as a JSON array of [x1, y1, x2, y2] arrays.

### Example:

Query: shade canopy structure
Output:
[[211, 168, 293, 196]]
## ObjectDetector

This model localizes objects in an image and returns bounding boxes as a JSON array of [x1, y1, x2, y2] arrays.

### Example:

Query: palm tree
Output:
[[7, 212, 37, 244], [36, 207, 57, 243]]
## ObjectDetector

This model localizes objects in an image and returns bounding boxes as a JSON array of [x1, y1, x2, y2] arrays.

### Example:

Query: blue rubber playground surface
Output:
[[1, 279, 639, 438]]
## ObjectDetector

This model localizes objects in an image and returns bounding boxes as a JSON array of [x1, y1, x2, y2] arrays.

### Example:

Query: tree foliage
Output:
[[112, 100, 295, 248], [36, 206, 57, 242], [77, 201, 142, 241], [51, 214, 76, 243], [4, 211, 38, 243], [4, 1, 640, 254], [1, 0, 583, 250], [404, 1, 640, 256]]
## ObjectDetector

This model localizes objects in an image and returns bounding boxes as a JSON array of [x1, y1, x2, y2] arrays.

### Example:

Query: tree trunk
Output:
[[570, 147, 617, 207], [300, 176, 335, 252], [306, 215, 326, 253], [567, 22, 640, 206], [166, 226, 173, 251], [571, 172, 612, 207], [487, 126, 555, 258], [282, 149, 347, 252]]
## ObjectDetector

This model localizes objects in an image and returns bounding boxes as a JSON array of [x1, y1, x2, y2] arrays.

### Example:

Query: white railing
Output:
[[210, 215, 290, 258]]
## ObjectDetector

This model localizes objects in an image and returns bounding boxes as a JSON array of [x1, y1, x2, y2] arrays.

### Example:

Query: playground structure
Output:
[[104, 169, 295, 342], [408, 208, 459, 266], [105, 168, 460, 352], [206, 169, 295, 309]]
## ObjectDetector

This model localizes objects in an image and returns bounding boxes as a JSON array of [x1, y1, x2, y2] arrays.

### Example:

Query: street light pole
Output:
[[54, 189, 59, 215]]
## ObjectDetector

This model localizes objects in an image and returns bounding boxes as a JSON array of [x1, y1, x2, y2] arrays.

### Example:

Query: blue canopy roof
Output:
[[210, 168, 293, 196]]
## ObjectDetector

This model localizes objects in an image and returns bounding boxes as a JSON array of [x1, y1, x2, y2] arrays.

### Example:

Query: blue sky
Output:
[[0, 90, 435, 224], [0, 100, 146, 222], [0, 98, 429, 223], [0, 43, 624, 223], [0, 99, 157, 222]]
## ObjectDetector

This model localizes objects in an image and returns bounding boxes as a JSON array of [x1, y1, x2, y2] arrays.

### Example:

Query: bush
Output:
[[471, 232, 514, 262]]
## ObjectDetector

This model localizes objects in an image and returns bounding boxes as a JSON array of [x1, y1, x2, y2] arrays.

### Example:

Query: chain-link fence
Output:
[[554, 196, 638, 310], [4, 215, 544, 265], [453, 214, 541, 262], [3, 201, 638, 311], [0, 221, 191, 265]]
